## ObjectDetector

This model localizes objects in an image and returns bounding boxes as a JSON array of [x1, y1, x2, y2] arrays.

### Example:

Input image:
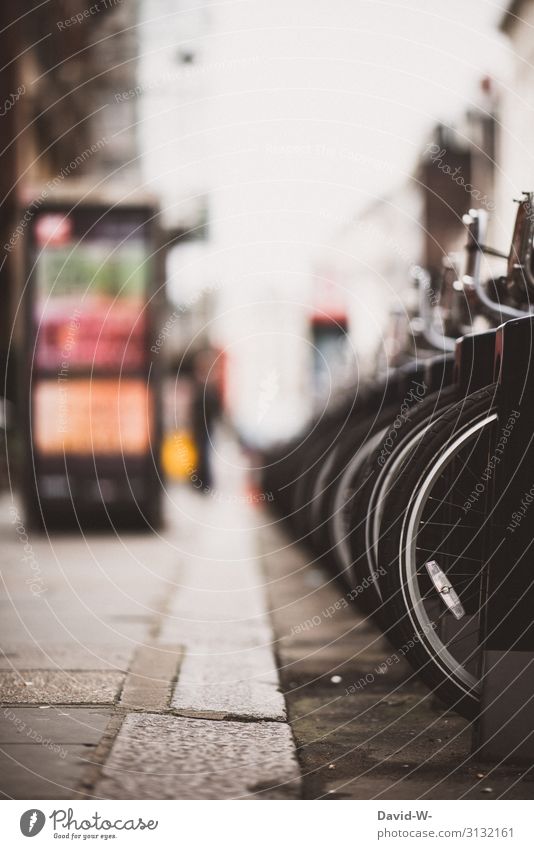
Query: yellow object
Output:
[[162, 429, 198, 480]]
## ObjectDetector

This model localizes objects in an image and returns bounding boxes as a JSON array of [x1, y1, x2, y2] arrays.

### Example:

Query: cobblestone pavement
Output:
[[0, 488, 300, 799], [259, 525, 534, 800], [2, 485, 533, 800]]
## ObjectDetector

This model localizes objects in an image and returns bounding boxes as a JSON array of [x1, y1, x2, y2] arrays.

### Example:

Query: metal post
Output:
[[475, 314, 534, 762], [454, 328, 496, 397], [437, 331, 496, 664], [425, 353, 454, 393]]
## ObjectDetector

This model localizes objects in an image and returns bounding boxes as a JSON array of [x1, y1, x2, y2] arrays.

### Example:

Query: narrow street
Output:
[[1, 480, 533, 800]]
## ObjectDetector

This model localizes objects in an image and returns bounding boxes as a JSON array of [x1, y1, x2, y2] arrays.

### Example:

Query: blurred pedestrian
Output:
[[190, 348, 222, 492]]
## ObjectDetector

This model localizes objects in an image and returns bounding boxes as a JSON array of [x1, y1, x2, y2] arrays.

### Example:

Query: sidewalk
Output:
[[5, 473, 531, 801], [260, 525, 534, 800], [0, 484, 300, 800]]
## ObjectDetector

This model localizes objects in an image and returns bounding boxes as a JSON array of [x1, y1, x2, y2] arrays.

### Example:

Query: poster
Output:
[[33, 213, 149, 371], [33, 378, 153, 456]]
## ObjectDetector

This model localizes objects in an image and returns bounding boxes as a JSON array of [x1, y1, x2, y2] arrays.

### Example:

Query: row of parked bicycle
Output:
[[263, 195, 534, 718]]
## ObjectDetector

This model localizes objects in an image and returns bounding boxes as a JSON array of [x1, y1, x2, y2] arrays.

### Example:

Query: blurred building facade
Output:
[[493, 0, 534, 246], [1, 0, 531, 459], [0, 0, 141, 410]]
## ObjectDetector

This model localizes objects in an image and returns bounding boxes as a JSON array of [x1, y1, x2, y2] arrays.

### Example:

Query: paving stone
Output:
[[0, 644, 133, 671], [159, 560, 272, 649], [0, 489, 296, 799], [0, 496, 181, 656], [159, 492, 286, 721], [160, 491, 272, 651], [172, 644, 286, 720], [159, 615, 272, 647], [0, 745, 97, 800], [262, 521, 534, 801], [120, 645, 182, 711], [324, 774, 534, 801], [97, 713, 301, 800], [0, 707, 112, 744], [0, 671, 124, 704]]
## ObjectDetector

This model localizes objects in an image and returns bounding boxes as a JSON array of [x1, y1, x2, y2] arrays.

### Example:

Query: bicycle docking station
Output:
[[454, 328, 496, 398], [433, 331, 497, 676], [474, 314, 534, 763], [266, 198, 534, 740], [426, 352, 455, 394]]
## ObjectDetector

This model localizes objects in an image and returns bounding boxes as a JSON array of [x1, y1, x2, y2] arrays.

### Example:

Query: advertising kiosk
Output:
[[22, 189, 163, 529]]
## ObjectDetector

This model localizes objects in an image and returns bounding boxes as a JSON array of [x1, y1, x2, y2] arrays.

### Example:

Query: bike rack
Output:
[[425, 353, 455, 393], [474, 314, 534, 762], [436, 331, 497, 668], [454, 327, 496, 397]]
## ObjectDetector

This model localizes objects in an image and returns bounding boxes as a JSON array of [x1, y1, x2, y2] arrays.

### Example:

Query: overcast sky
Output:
[[140, 0, 511, 280], [138, 0, 513, 440]]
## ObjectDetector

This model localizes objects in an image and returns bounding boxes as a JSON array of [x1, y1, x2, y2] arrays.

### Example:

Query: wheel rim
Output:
[[332, 427, 386, 570], [399, 411, 498, 699], [367, 417, 437, 597]]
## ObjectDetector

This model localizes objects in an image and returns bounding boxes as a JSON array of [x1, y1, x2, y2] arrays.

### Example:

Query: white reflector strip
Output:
[[425, 560, 466, 620]]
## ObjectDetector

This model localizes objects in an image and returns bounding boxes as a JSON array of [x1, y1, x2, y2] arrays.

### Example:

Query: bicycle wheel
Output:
[[320, 424, 388, 591], [308, 408, 393, 568], [377, 384, 499, 718], [340, 385, 457, 620]]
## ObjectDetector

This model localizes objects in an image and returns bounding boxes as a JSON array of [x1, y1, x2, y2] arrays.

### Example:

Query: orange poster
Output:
[[33, 378, 152, 456]]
